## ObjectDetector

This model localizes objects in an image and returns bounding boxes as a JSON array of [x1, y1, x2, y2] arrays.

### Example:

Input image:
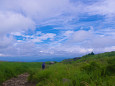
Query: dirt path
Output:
[[2, 73, 36, 86]]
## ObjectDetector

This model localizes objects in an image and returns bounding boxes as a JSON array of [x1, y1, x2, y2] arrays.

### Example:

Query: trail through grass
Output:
[[0, 62, 42, 85], [0, 51, 115, 86]]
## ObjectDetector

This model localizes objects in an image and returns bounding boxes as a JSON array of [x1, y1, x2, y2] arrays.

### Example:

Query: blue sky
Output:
[[0, 0, 115, 60]]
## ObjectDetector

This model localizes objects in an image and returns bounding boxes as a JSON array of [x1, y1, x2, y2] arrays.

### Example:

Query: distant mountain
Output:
[[0, 56, 71, 62], [32, 57, 71, 62]]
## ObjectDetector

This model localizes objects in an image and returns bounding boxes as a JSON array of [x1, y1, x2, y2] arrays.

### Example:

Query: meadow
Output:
[[0, 62, 42, 85], [0, 51, 115, 86], [29, 51, 115, 86]]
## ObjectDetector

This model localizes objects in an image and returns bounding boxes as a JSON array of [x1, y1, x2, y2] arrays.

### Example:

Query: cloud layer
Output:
[[0, 0, 115, 59]]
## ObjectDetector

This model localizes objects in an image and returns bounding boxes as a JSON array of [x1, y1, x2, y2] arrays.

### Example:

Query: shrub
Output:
[[82, 62, 100, 72]]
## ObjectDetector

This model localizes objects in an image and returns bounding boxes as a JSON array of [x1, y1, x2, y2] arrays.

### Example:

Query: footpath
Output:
[[2, 73, 36, 86]]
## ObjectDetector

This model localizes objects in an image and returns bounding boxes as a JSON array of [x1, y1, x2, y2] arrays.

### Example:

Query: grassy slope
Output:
[[0, 51, 115, 86], [30, 51, 115, 86], [0, 62, 42, 85]]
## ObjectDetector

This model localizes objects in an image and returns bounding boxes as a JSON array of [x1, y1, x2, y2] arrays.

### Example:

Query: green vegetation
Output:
[[0, 51, 115, 86], [29, 51, 115, 86], [0, 62, 42, 85]]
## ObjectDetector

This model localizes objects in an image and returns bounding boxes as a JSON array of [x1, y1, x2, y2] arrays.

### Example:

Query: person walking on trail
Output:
[[42, 62, 45, 69]]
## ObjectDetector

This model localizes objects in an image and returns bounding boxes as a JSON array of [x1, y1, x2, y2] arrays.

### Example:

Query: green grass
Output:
[[30, 51, 115, 86], [0, 62, 42, 85], [0, 51, 115, 86]]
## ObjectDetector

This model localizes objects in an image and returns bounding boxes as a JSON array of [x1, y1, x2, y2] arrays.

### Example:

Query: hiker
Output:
[[42, 62, 45, 69]]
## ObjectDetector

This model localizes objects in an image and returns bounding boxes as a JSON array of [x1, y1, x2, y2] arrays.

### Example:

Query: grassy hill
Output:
[[0, 51, 115, 86], [29, 51, 115, 86]]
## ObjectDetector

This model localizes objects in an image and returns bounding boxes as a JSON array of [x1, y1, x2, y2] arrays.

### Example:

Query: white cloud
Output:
[[0, 0, 114, 35], [0, 0, 85, 28], [0, 11, 35, 35], [69, 30, 93, 42], [0, 35, 15, 48], [63, 30, 74, 37], [86, 0, 115, 17], [1, 28, 115, 57], [63, 28, 115, 50], [0, 53, 5, 56], [10, 32, 22, 36], [0, 0, 115, 58], [31, 33, 56, 42]]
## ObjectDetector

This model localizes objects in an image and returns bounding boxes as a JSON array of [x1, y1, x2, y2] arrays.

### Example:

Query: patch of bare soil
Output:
[[2, 73, 36, 86]]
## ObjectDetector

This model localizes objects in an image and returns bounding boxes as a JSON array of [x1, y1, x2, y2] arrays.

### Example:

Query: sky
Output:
[[0, 0, 115, 60]]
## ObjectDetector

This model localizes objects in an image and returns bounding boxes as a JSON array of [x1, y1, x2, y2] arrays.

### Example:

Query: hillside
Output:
[[29, 51, 115, 86], [0, 51, 115, 86]]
